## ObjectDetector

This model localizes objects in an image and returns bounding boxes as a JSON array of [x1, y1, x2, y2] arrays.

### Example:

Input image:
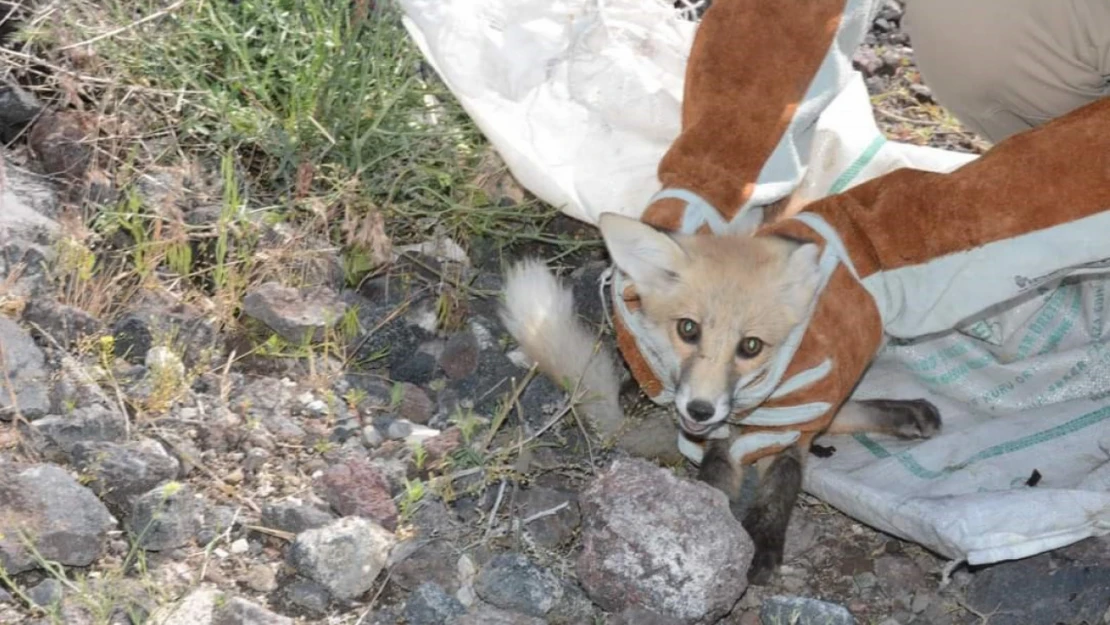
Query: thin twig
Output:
[[520, 501, 569, 525], [483, 478, 508, 540], [875, 107, 944, 127], [483, 366, 537, 452]]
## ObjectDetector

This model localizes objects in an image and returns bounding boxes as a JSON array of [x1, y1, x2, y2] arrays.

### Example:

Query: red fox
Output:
[[499, 211, 941, 584]]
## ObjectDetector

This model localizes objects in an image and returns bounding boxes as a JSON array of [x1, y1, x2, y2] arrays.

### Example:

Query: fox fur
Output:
[[498, 258, 625, 439], [499, 212, 941, 585]]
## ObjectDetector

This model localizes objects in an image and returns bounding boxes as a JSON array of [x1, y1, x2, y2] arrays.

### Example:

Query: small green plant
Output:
[[449, 406, 483, 445], [410, 440, 428, 471], [343, 387, 368, 411], [398, 478, 426, 521], [338, 307, 361, 342], [390, 382, 405, 409]]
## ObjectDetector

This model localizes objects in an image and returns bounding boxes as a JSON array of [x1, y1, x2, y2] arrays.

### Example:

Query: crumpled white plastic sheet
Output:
[[398, 0, 1110, 568]]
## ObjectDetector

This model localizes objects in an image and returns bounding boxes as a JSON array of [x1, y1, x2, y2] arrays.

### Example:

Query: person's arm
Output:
[[640, 0, 880, 234], [734, 93, 1110, 463]]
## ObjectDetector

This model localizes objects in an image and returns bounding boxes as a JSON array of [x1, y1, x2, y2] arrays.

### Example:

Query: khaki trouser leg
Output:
[[903, 0, 1110, 144]]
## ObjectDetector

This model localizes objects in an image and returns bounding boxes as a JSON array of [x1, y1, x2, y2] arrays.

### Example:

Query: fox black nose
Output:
[[686, 400, 716, 422]]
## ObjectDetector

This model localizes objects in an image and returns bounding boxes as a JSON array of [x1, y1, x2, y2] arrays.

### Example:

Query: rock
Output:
[[606, 607, 679, 625], [149, 587, 286, 625], [386, 419, 413, 440], [452, 603, 546, 625], [286, 516, 396, 601], [396, 382, 434, 424], [196, 504, 238, 546], [110, 313, 154, 363], [403, 582, 467, 625], [910, 591, 932, 614], [878, 0, 904, 22], [390, 349, 438, 385], [314, 459, 398, 530], [446, 346, 521, 417], [576, 457, 753, 625], [30, 404, 129, 457], [242, 282, 347, 344], [229, 537, 249, 554], [474, 552, 566, 618], [28, 110, 96, 181], [362, 425, 384, 448], [0, 316, 51, 420], [909, 83, 934, 103], [852, 48, 884, 77], [0, 160, 60, 297], [422, 428, 462, 467], [388, 539, 463, 594], [71, 438, 180, 510], [329, 418, 361, 446], [516, 486, 580, 548], [260, 499, 336, 535], [21, 297, 102, 348], [211, 596, 293, 625], [243, 564, 279, 594], [232, 377, 305, 443], [760, 596, 857, 625], [0, 463, 116, 574], [110, 305, 222, 369], [0, 78, 42, 141], [244, 447, 270, 473], [27, 578, 63, 608], [611, 412, 686, 465], [280, 577, 331, 615], [548, 582, 599, 625], [881, 50, 905, 72], [127, 481, 200, 551], [873, 555, 927, 594], [148, 587, 220, 625], [854, 571, 878, 591], [965, 548, 1110, 625], [439, 330, 479, 380]]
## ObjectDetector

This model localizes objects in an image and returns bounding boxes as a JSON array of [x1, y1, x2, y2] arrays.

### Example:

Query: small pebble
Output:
[[387, 419, 414, 440], [230, 538, 250, 554], [27, 579, 63, 608], [245, 564, 278, 593], [244, 447, 270, 473], [362, 425, 384, 448]]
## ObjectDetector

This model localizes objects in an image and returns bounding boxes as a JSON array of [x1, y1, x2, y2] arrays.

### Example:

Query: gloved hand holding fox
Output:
[[500, 0, 1110, 585]]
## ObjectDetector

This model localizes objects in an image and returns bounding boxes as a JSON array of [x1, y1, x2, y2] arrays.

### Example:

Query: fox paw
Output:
[[861, 398, 942, 439], [746, 548, 781, 586]]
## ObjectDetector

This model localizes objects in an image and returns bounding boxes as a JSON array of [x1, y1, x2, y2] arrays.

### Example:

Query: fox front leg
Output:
[[696, 438, 803, 586], [737, 446, 804, 585]]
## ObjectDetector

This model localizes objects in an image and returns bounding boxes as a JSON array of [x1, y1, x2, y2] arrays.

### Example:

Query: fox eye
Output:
[[676, 318, 700, 343], [737, 337, 764, 359]]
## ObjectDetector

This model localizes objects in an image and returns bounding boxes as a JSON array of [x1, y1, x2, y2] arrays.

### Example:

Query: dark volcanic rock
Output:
[[0, 463, 116, 574]]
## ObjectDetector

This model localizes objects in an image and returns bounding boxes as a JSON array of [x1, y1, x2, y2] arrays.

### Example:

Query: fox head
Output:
[[599, 212, 822, 437]]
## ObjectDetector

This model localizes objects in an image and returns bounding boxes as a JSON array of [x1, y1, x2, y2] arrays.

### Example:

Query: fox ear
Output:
[[779, 240, 822, 320], [598, 212, 688, 294]]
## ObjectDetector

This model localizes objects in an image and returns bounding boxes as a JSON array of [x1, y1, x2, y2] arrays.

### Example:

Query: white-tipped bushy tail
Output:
[[499, 259, 624, 437]]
